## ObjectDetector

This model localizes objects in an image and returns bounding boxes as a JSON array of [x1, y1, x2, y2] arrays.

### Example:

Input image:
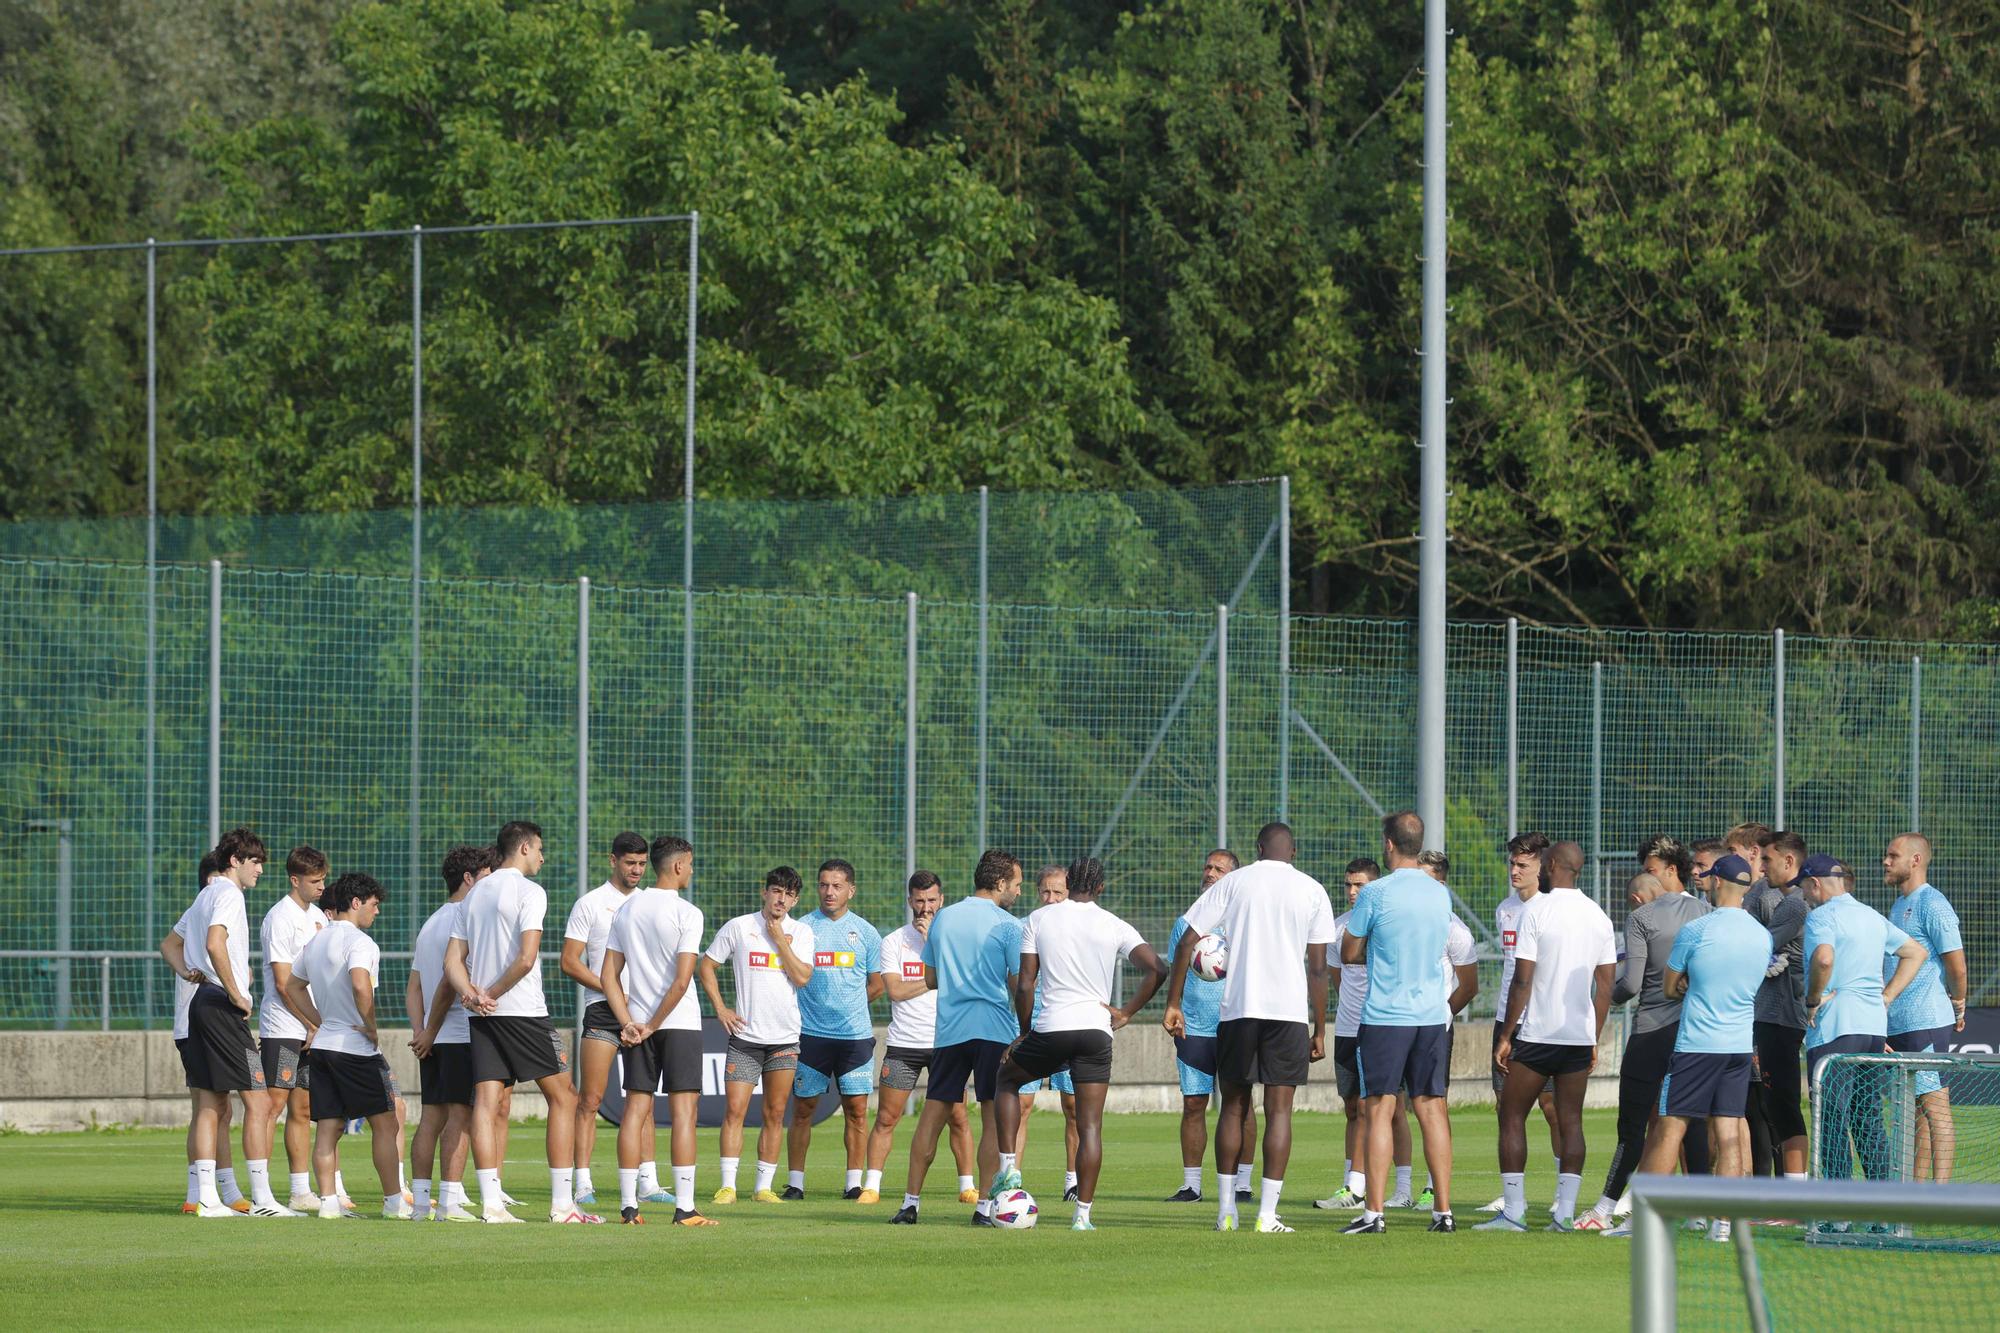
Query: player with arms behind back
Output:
[[559, 831, 650, 1210], [246, 844, 328, 1216], [177, 827, 270, 1218], [407, 844, 492, 1222], [1166, 848, 1257, 1204]]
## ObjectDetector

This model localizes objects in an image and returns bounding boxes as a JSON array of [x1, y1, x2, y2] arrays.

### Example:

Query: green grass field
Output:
[[0, 1107, 1646, 1328]]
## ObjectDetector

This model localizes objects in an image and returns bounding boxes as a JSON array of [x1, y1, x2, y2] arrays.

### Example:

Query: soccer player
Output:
[[1015, 864, 1080, 1203], [1577, 835, 1710, 1230], [788, 858, 885, 1200], [1342, 812, 1455, 1235], [1802, 855, 1926, 1183], [698, 866, 814, 1205], [992, 856, 1166, 1230], [408, 843, 489, 1222], [1479, 840, 1614, 1233], [1882, 833, 1967, 1181], [1167, 848, 1257, 1204], [1603, 852, 1771, 1241], [1690, 839, 1724, 888], [862, 871, 977, 1205], [1482, 830, 1561, 1213], [1315, 857, 1377, 1211], [245, 844, 329, 1216], [559, 830, 650, 1209], [890, 849, 1023, 1226], [284, 871, 408, 1219], [445, 820, 593, 1224], [1748, 828, 1810, 1180], [601, 835, 714, 1227], [161, 851, 250, 1215], [178, 826, 269, 1218], [1166, 822, 1335, 1235]]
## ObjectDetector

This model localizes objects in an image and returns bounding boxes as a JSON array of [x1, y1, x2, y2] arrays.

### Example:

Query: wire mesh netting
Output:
[[1811, 1055, 2000, 1239], [1670, 1222, 2000, 1331]]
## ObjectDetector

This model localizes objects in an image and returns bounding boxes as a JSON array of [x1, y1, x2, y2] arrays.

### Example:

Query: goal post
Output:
[[1810, 1052, 2000, 1197], [1630, 1175, 2000, 1333]]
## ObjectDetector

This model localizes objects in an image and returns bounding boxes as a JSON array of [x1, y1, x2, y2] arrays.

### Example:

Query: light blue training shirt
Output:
[[929, 895, 1023, 1048], [1346, 867, 1451, 1027], [1803, 893, 1912, 1048], [1886, 885, 1961, 1035], [796, 908, 884, 1040], [1666, 906, 1770, 1053]]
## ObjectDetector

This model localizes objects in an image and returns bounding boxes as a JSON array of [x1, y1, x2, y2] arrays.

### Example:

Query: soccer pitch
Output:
[[0, 1108, 1633, 1328]]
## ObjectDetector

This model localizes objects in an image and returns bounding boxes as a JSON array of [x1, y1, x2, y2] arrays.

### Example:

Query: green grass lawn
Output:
[[0, 1107, 1638, 1329]]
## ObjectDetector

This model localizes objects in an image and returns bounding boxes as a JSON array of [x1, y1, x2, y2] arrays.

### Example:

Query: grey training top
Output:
[[1615, 891, 1711, 1034], [1748, 879, 1809, 1029]]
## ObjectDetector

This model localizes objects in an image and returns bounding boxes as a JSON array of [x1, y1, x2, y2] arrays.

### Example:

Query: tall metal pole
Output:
[[1505, 618, 1519, 838], [1415, 0, 1450, 851], [905, 592, 918, 882], [977, 485, 989, 850], [410, 225, 423, 927], [682, 213, 700, 842], [1910, 656, 1921, 829], [1217, 604, 1229, 851], [208, 560, 221, 846], [1773, 629, 1786, 828], [1278, 475, 1291, 821], [143, 237, 157, 1021], [578, 577, 591, 901], [1590, 660, 1604, 908]]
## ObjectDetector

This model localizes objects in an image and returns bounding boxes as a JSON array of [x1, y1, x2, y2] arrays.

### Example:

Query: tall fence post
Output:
[[1506, 618, 1519, 839], [682, 212, 699, 846], [1773, 629, 1786, 829], [143, 236, 157, 1027], [208, 560, 221, 847], [977, 485, 989, 851], [409, 224, 424, 933], [1910, 656, 1921, 830], [1217, 604, 1229, 851], [1415, 0, 1449, 853], [1590, 659, 1604, 908], [578, 577, 590, 899], [906, 592, 918, 882], [1278, 475, 1291, 822]]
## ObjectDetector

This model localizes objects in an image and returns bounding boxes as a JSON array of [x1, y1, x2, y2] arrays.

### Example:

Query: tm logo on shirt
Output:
[[901, 961, 924, 980], [747, 951, 784, 969], [1502, 931, 1517, 948], [815, 951, 858, 968]]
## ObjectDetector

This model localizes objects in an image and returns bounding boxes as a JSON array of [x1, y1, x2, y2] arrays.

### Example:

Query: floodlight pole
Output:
[[682, 212, 699, 845], [410, 225, 423, 934], [144, 237, 157, 1024], [1415, 0, 1450, 851]]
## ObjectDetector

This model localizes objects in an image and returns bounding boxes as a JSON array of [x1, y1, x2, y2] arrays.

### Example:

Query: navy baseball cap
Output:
[[1705, 853, 1754, 886], [1800, 853, 1851, 879]]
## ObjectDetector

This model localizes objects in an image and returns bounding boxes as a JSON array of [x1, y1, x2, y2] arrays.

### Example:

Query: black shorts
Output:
[[1620, 1024, 1679, 1085], [183, 985, 263, 1093], [308, 1050, 396, 1123], [1660, 1051, 1754, 1120], [468, 1014, 568, 1086], [1492, 1023, 1554, 1096], [1514, 1039, 1594, 1078], [880, 1046, 933, 1092], [420, 1042, 475, 1107], [1754, 1021, 1807, 1138], [581, 999, 622, 1046], [1333, 1034, 1361, 1100], [1010, 1029, 1113, 1085], [1175, 1034, 1218, 1077], [261, 1037, 310, 1093], [798, 1033, 877, 1082], [623, 1029, 704, 1095], [929, 1038, 1009, 1103], [1357, 1022, 1450, 1099], [1216, 1017, 1311, 1088]]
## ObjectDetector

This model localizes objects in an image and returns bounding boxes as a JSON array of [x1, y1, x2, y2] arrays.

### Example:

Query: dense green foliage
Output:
[[3, 0, 1997, 636]]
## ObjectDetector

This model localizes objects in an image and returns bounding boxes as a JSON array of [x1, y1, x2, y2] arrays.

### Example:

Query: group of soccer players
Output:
[[159, 809, 1966, 1235]]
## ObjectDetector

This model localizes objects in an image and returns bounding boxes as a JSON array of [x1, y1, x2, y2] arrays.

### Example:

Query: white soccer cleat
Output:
[[382, 1197, 415, 1220], [482, 1205, 524, 1225], [1471, 1213, 1528, 1232], [1613, 1192, 1633, 1218], [317, 1198, 358, 1219], [248, 1201, 301, 1218], [1313, 1190, 1365, 1210], [499, 1189, 523, 1208], [1682, 1215, 1709, 1233], [1383, 1190, 1414, 1209], [1572, 1211, 1612, 1231], [1602, 1218, 1633, 1238], [1479, 1195, 1506, 1213], [1214, 1212, 1238, 1232], [195, 1200, 248, 1218], [1254, 1214, 1295, 1233], [1705, 1218, 1732, 1243], [287, 1191, 323, 1212], [434, 1201, 482, 1223], [550, 1208, 604, 1224]]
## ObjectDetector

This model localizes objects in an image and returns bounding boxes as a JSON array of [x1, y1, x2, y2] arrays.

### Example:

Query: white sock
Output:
[[333, 1170, 347, 1200], [754, 1160, 777, 1193], [476, 1167, 501, 1211], [446, 1180, 466, 1206], [1784, 1171, 1807, 1181], [382, 1194, 400, 1214], [999, 1152, 1018, 1177], [1217, 1188, 1239, 1224], [863, 1169, 883, 1192], [318, 1195, 339, 1219], [845, 1168, 863, 1191], [975, 1197, 994, 1218], [216, 1166, 244, 1204], [1182, 1166, 1202, 1193], [195, 1159, 220, 1207], [1075, 1200, 1092, 1224], [958, 1174, 975, 1193], [1592, 1193, 1617, 1219], [1555, 1172, 1582, 1221], [619, 1168, 639, 1210], [245, 1159, 275, 1206], [674, 1165, 696, 1208], [398, 1163, 407, 1193], [1361, 1208, 1383, 1223], [1502, 1171, 1526, 1221], [1346, 1168, 1366, 1194], [1065, 1170, 1078, 1190], [903, 1192, 922, 1211], [185, 1164, 201, 1205], [550, 1168, 574, 1214], [575, 1166, 594, 1197], [1234, 1163, 1253, 1192], [720, 1156, 740, 1190], [785, 1168, 804, 1192], [1394, 1165, 1413, 1196], [413, 1178, 432, 1213], [288, 1171, 310, 1199], [637, 1161, 659, 1196], [1259, 1176, 1284, 1222]]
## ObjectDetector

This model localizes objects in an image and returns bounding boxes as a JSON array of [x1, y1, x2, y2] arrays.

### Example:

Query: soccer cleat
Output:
[[710, 1186, 737, 1206], [402, 1188, 414, 1208], [988, 1166, 1022, 1198], [228, 1197, 253, 1214], [1613, 1192, 1633, 1218], [889, 1205, 920, 1225], [481, 1205, 524, 1225], [779, 1185, 806, 1201], [970, 1210, 1000, 1227], [842, 1186, 862, 1201], [1472, 1213, 1528, 1232], [673, 1209, 720, 1227], [287, 1192, 323, 1212], [857, 1188, 880, 1205], [1479, 1194, 1507, 1213], [1255, 1214, 1296, 1233], [1063, 1186, 1080, 1203], [957, 1188, 981, 1204], [1427, 1213, 1456, 1233], [1682, 1215, 1710, 1233], [1314, 1189, 1366, 1210], [316, 1199, 359, 1220], [1340, 1214, 1385, 1235], [1602, 1218, 1633, 1238], [383, 1198, 414, 1220], [550, 1208, 604, 1224], [1237, 1188, 1255, 1202], [1573, 1211, 1612, 1231], [1706, 1219, 1733, 1243], [1416, 1186, 1436, 1210], [620, 1206, 644, 1225], [436, 1202, 481, 1223], [1544, 1216, 1574, 1233], [196, 1201, 248, 1218], [1384, 1190, 1414, 1209], [1164, 1187, 1203, 1203], [336, 1195, 355, 1213], [640, 1188, 677, 1205], [1071, 1215, 1096, 1231], [180, 1201, 199, 1215], [1214, 1212, 1238, 1232], [752, 1188, 784, 1204], [576, 1188, 596, 1207], [499, 1189, 522, 1207]]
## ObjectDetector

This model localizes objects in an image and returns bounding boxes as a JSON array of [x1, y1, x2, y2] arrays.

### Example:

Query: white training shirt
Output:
[[171, 903, 197, 1041], [1495, 890, 1533, 1025], [880, 923, 937, 1048], [605, 888, 705, 1031], [450, 867, 550, 1019], [182, 877, 252, 1010], [564, 881, 634, 982], [1021, 899, 1145, 1034], [258, 894, 328, 1041], [1441, 912, 1477, 1029], [412, 899, 470, 1045], [705, 912, 813, 1045], [1332, 910, 1367, 1039], [1514, 887, 1618, 1046], [292, 920, 382, 1057], [1182, 859, 1339, 1024]]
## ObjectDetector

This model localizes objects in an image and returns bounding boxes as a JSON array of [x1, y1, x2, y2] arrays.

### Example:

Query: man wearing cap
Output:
[[1801, 856, 1927, 1182], [1749, 832, 1811, 1180]]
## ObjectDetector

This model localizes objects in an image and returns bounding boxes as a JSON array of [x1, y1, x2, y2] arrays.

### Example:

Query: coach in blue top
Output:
[[786, 859, 885, 1201], [1801, 856, 1927, 1181], [1881, 834, 1968, 1182]]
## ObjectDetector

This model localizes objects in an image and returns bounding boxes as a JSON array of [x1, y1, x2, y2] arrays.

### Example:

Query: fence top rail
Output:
[[1814, 1052, 2000, 1068], [1633, 1174, 2000, 1222], [0, 949, 556, 963], [0, 214, 698, 260]]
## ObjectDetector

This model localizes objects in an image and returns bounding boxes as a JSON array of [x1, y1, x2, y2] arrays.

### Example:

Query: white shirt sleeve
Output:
[[704, 917, 734, 964], [564, 896, 594, 943], [357, 935, 382, 986], [1447, 916, 1478, 966], [1115, 916, 1144, 959], [1183, 880, 1228, 937], [219, 894, 248, 949], [1306, 886, 1339, 945], [1020, 911, 1040, 956], [267, 912, 302, 965], [1596, 918, 1617, 966], [1515, 901, 1542, 963], [518, 883, 548, 938], [677, 907, 705, 957], [605, 910, 629, 959]]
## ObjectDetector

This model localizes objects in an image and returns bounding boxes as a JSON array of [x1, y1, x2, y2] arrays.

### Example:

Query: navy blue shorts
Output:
[[1807, 1032, 1883, 1087], [1174, 1034, 1218, 1077], [1659, 1050, 1753, 1119], [1887, 1026, 1954, 1096], [1356, 1023, 1449, 1100], [929, 1038, 1008, 1104]]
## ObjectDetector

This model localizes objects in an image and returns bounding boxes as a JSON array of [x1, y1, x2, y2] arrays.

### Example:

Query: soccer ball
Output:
[[1192, 933, 1228, 982], [992, 1188, 1039, 1229]]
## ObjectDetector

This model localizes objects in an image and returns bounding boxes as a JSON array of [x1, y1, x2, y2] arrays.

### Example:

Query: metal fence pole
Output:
[[410, 225, 424, 932], [906, 592, 918, 882], [578, 577, 590, 899], [1631, 1198, 1675, 1333], [682, 212, 699, 843], [1415, 0, 1449, 853], [100, 954, 111, 1032], [1773, 629, 1786, 828], [144, 237, 157, 1026], [1278, 475, 1291, 822], [1591, 659, 1604, 907], [977, 485, 989, 851], [208, 560, 221, 846], [1506, 618, 1519, 838], [1217, 604, 1229, 851], [1910, 656, 1921, 830]]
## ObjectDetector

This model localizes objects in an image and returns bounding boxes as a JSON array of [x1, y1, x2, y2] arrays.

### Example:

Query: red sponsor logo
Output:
[[1502, 930, 1517, 949], [901, 961, 925, 980], [749, 951, 772, 968], [815, 951, 836, 967]]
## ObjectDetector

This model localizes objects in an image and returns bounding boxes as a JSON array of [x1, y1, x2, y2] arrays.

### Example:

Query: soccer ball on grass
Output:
[[992, 1189, 1039, 1229]]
